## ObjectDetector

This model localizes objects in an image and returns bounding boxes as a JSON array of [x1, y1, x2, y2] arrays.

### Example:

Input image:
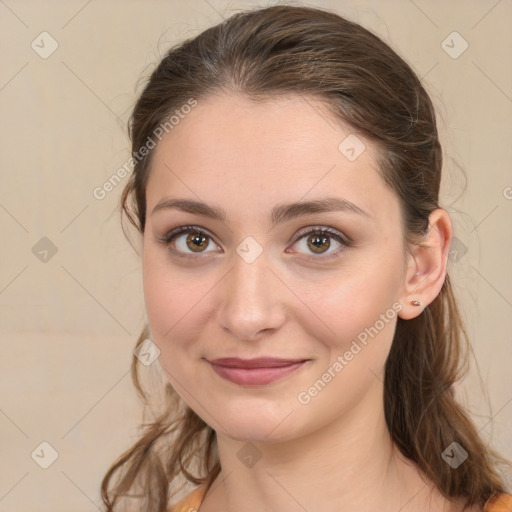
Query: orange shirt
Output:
[[485, 493, 512, 512], [170, 486, 512, 512], [170, 485, 206, 512]]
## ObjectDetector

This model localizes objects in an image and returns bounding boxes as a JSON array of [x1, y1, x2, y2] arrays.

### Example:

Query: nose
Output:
[[216, 249, 287, 342]]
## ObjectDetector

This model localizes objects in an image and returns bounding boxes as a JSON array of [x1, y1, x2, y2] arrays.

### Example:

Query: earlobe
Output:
[[397, 208, 453, 320]]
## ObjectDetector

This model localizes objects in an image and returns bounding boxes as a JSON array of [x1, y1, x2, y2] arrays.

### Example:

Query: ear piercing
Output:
[[410, 300, 422, 307]]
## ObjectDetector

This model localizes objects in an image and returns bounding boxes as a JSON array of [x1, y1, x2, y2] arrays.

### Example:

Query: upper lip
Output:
[[208, 357, 308, 368]]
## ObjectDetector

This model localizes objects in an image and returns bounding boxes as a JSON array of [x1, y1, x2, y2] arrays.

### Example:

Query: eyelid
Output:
[[156, 225, 220, 257], [286, 225, 351, 260], [157, 224, 352, 260], [291, 225, 351, 245], [159, 225, 214, 245]]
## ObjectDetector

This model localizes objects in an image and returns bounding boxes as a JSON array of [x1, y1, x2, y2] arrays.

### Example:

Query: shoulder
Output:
[[483, 493, 512, 512], [169, 485, 208, 512], [168, 488, 512, 511]]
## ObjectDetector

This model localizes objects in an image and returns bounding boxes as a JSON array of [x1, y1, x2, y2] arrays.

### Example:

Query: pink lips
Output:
[[207, 357, 308, 386]]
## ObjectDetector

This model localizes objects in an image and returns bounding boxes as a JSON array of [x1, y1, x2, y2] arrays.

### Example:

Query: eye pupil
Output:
[[187, 232, 208, 252], [308, 234, 330, 253]]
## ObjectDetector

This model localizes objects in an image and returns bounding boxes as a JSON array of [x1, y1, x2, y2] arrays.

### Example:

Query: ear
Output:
[[397, 208, 453, 320]]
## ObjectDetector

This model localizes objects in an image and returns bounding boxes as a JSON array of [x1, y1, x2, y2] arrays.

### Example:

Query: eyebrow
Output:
[[151, 196, 371, 227]]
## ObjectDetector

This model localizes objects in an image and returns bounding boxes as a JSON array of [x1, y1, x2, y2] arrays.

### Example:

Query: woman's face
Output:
[[142, 93, 409, 442]]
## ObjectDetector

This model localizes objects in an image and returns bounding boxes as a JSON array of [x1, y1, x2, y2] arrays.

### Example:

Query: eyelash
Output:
[[157, 225, 352, 261]]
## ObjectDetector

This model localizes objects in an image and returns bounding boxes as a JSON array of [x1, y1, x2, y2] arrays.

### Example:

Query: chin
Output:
[[224, 426, 290, 444], [212, 409, 303, 444]]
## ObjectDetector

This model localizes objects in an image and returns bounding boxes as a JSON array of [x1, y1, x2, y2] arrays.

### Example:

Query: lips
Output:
[[208, 357, 308, 368], [207, 357, 309, 386]]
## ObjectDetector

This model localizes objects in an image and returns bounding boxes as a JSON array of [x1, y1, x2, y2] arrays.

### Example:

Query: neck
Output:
[[202, 380, 433, 512]]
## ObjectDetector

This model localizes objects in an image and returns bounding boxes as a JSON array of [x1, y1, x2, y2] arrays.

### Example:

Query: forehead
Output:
[[152, 93, 369, 168], [146, 93, 399, 227]]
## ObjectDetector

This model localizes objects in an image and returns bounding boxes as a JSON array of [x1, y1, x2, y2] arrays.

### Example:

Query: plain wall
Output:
[[0, 0, 511, 510]]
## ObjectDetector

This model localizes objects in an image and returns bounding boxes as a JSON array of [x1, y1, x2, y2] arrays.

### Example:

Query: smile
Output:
[[208, 360, 308, 386]]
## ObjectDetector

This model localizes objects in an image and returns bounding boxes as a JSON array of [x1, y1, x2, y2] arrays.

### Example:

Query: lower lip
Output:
[[209, 361, 307, 386]]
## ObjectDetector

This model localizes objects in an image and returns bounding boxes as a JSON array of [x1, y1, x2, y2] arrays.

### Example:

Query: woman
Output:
[[101, 5, 512, 511]]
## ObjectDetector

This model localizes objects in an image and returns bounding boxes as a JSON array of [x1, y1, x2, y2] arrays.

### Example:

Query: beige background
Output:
[[0, 0, 511, 510]]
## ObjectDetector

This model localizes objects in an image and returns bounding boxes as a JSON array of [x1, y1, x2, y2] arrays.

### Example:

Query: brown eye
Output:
[[306, 233, 331, 254], [162, 226, 219, 258], [186, 232, 210, 252], [289, 227, 349, 259]]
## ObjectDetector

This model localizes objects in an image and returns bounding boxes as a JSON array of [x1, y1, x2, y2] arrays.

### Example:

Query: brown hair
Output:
[[101, 4, 510, 511]]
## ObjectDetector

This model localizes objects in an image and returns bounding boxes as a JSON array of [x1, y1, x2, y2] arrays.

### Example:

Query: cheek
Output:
[[142, 247, 181, 340], [141, 247, 214, 348], [142, 250, 170, 337], [292, 262, 400, 347], [292, 274, 399, 418]]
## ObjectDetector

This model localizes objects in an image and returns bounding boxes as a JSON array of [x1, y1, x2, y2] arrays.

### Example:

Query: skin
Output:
[[142, 93, 469, 511]]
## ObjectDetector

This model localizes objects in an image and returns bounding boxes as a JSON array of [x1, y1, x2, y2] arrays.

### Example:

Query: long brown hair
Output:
[[101, 5, 511, 511]]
